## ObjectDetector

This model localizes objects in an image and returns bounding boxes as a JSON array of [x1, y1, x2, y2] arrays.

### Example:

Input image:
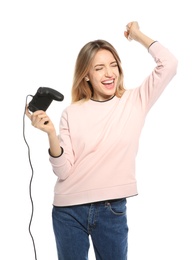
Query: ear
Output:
[[85, 76, 89, 81]]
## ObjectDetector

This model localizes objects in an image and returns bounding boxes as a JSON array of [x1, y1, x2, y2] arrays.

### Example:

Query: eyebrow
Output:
[[94, 61, 117, 68]]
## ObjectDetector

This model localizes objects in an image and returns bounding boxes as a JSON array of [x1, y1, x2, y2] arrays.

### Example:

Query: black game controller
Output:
[[28, 87, 64, 112]]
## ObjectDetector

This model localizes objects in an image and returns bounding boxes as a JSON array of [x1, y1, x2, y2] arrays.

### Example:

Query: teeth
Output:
[[103, 80, 113, 84]]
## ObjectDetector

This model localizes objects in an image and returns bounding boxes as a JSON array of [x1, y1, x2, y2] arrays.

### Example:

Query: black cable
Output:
[[23, 95, 38, 260]]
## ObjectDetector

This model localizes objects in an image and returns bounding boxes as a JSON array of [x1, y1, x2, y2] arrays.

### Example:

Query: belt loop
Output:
[[105, 201, 110, 206]]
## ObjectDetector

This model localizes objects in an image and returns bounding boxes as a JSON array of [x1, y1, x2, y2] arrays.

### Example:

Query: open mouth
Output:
[[102, 79, 114, 85], [102, 79, 115, 89]]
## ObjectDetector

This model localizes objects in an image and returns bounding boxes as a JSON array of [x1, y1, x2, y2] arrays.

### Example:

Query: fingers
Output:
[[25, 108, 49, 127], [126, 21, 139, 30], [124, 28, 133, 41], [124, 21, 140, 41], [31, 111, 49, 127], [124, 22, 133, 41], [124, 31, 129, 40], [124, 31, 133, 41], [25, 106, 54, 134]]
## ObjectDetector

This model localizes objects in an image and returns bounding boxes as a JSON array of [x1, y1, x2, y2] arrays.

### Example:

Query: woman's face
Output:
[[87, 49, 119, 101]]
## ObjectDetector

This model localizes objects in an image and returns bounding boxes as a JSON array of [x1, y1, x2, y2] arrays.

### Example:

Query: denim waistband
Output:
[[53, 198, 126, 208]]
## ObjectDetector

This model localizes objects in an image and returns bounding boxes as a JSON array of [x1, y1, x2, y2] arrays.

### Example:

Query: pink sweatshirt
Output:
[[49, 42, 178, 206]]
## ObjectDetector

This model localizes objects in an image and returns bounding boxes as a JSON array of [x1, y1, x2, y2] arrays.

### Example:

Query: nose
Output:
[[105, 67, 113, 77]]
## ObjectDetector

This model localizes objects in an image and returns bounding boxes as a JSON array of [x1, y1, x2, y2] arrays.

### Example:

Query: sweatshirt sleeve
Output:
[[138, 41, 178, 112]]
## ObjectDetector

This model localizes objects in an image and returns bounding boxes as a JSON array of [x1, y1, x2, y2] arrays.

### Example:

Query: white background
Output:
[[1, 0, 195, 259]]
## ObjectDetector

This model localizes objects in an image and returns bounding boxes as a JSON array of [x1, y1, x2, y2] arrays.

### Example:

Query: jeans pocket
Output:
[[106, 198, 127, 216]]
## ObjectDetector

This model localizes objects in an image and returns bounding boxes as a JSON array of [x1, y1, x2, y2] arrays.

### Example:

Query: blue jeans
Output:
[[52, 198, 128, 260]]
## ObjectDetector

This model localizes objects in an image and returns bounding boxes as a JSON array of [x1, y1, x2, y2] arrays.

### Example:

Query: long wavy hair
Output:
[[71, 39, 126, 103]]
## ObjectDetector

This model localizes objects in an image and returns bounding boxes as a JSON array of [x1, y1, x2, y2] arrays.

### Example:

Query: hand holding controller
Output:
[[28, 87, 64, 112]]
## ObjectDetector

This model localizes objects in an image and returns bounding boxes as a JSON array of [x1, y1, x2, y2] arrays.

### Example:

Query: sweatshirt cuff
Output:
[[48, 146, 64, 158], [148, 41, 158, 52]]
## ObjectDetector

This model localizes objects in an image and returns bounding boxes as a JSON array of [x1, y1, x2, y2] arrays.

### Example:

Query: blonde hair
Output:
[[71, 39, 126, 103]]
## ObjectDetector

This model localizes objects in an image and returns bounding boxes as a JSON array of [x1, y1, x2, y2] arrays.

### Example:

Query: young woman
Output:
[[26, 21, 178, 260]]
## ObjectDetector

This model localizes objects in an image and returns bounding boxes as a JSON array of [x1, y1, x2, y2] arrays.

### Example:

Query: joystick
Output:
[[28, 87, 64, 112]]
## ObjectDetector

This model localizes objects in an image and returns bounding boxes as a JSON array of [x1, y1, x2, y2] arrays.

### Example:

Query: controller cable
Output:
[[23, 94, 38, 260]]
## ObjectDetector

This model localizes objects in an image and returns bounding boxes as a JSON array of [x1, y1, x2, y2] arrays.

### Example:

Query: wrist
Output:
[[48, 129, 57, 139], [135, 31, 155, 49]]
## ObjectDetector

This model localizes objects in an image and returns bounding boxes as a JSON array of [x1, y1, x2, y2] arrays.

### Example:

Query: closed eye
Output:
[[95, 67, 103, 71], [95, 64, 118, 71]]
